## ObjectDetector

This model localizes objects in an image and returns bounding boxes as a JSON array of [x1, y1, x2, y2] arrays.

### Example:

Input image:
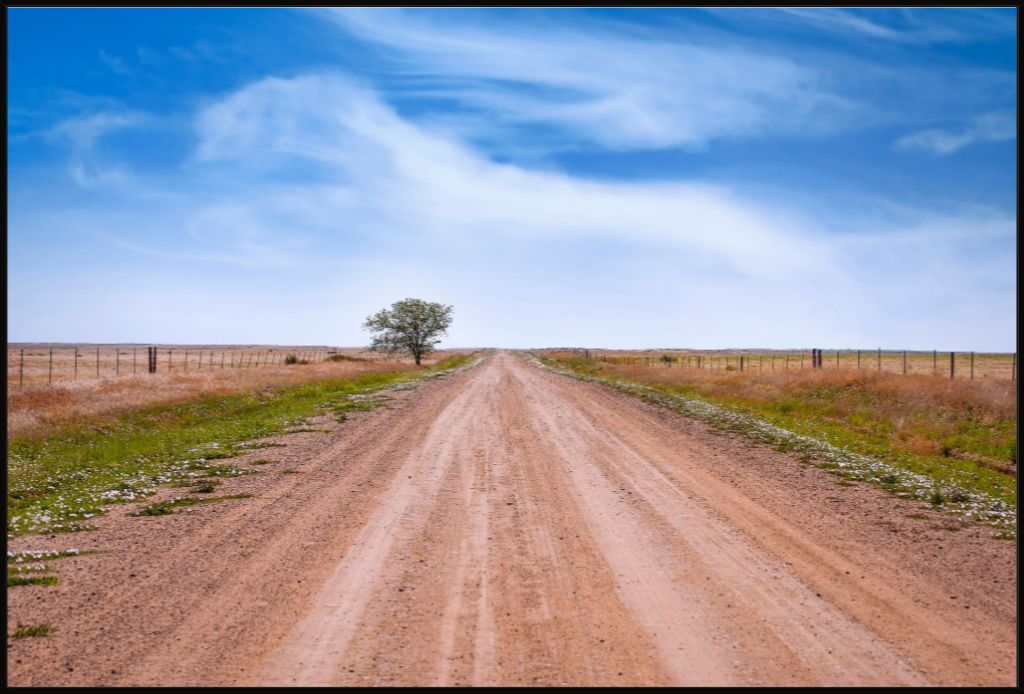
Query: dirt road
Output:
[[6, 352, 1016, 686]]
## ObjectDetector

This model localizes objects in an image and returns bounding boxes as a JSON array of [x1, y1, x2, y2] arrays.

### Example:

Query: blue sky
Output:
[[7, 7, 1017, 349]]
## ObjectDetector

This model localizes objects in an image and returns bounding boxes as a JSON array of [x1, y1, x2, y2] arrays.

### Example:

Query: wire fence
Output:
[[7, 346, 338, 389], [562, 349, 1017, 381]]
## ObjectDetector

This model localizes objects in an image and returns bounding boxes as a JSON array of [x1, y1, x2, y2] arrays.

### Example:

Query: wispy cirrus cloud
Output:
[[896, 111, 1016, 156], [319, 8, 850, 150], [193, 73, 832, 277], [9, 68, 1014, 347], [45, 109, 152, 188], [720, 8, 1016, 45], [182, 72, 1013, 347]]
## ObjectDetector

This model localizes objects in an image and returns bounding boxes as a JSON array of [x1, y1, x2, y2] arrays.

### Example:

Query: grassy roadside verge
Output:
[[7, 354, 480, 537], [533, 354, 1015, 538]]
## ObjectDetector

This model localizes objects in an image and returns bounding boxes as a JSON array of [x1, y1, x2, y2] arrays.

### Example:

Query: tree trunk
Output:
[[414, 353, 421, 366]]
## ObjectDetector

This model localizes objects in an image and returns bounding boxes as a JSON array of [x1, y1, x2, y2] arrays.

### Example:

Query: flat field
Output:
[[6, 351, 1016, 686], [6, 345, 463, 439]]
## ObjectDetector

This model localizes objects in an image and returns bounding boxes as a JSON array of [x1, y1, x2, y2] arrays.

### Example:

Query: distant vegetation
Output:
[[541, 352, 1016, 509], [7, 354, 476, 536], [364, 298, 454, 365]]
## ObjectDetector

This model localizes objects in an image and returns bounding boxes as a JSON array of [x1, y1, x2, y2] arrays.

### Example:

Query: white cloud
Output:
[[896, 110, 1015, 155], [193, 73, 832, 278], [11, 71, 1013, 349], [46, 110, 151, 188], [99, 49, 134, 76], [182, 73, 1015, 348], [728, 8, 1015, 45], [319, 8, 848, 150]]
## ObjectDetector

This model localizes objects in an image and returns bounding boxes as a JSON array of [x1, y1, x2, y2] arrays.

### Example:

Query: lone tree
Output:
[[363, 298, 454, 366]]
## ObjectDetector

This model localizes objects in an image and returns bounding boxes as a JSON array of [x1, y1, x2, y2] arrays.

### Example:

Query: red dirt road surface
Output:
[[6, 352, 1016, 686]]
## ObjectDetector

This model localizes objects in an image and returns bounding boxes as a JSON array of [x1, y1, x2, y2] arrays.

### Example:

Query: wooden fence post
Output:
[[970, 351, 974, 381], [857, 350, 861, 369], [902, 350, 907, 375], [950, 351, 955, 379], [877, 348, 881, 371]]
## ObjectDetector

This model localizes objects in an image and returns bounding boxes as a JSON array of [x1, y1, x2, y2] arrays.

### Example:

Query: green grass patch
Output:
[[132, 494, 253, 517], [537, 354, 1014, 536], [8, 354, 477, 537], [11, 624, 53, 638], [647, 380, 1015, 507], [190, 480, 219, 494], [8, 574, 59, 587]]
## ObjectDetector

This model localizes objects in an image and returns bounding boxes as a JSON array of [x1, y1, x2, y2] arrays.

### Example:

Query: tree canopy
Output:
[[363, 298, 454, 366]]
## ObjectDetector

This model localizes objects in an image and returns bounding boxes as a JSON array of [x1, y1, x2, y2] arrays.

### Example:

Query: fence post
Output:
[[877, 348, 881, 371], [970, 351, 974, 381], [933, 349, 937, 375], [857, 350, 861, 369], [902, 350, 907, 375], [19, 349, 24, 388], [836, 350, 839, 368], [48, 348, 53, 384], [950, 351, 955, 379]]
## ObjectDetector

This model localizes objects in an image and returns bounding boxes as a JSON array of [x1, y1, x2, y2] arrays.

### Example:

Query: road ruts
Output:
[[7, 351, 1015, 686]]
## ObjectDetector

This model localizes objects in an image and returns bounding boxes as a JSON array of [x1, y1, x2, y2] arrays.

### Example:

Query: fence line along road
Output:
[[561, 348, 1016, 382], [7, 346, 337, 389]]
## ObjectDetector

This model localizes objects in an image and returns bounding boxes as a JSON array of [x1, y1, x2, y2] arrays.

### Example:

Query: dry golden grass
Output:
[[576, 348, 1016, 380], [7, 345, 358, 388], [7, 348, 464, 439], [603, 362, 1015, 418], [581, 358, 1016, 467]]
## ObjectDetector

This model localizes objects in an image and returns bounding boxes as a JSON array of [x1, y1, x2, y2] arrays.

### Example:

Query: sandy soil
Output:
[[6, 352, 1016, 686]]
